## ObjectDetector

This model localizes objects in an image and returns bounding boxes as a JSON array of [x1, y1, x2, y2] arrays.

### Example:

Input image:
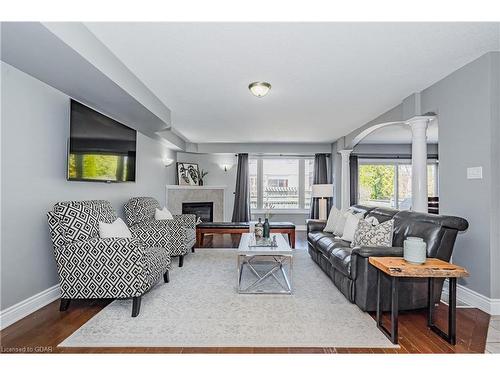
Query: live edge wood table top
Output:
[[369, 257, 469, 278], [369, 256, 469, 346]]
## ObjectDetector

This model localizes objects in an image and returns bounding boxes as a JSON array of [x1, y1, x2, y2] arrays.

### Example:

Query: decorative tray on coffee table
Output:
[[248, 237, 277, 248]]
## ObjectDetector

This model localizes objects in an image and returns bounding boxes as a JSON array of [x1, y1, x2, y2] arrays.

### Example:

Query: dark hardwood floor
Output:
[[0, 232, 490, 354]]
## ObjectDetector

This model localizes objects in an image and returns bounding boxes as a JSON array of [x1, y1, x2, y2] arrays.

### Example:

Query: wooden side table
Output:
[[369, 257, 469, 345]]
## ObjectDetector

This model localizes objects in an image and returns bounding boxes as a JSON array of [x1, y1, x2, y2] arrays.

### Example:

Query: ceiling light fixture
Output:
[[248, 81, 271, 98]]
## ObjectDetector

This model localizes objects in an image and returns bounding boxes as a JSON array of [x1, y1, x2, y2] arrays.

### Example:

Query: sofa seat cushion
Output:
[[329, 247, 354, 278], [317, 236, 350, 258], [307, 231, 335, 246]]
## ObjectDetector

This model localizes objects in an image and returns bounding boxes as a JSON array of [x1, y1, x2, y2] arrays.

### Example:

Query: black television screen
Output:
[[68, 100, 137, 182]]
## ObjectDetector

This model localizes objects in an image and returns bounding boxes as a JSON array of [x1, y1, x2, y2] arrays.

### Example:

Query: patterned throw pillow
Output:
[[351, 219, 394, 248]]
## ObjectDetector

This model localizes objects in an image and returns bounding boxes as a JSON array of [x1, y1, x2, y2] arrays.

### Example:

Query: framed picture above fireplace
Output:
[[176, 162, 200, 186]]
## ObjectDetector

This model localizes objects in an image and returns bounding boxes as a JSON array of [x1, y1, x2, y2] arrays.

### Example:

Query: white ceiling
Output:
[[86, 22, 499, 144]]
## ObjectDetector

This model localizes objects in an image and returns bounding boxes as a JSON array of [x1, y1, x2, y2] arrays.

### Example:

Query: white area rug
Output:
[[60, 249, 395, 348]]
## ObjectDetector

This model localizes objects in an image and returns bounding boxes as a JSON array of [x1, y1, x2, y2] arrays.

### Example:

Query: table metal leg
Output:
[[428, 277, 457, 345], [375, 271, 399, 344], [449, 277, 457, 345], [376, 270, 382, 327], [428, 278, 434, 326], [391, 276, 399, 344]]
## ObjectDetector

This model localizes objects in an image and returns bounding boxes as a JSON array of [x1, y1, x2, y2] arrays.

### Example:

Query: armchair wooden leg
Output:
[[179, 255, 184, 267], [132, 296, 141, 317], [59, 298, 71, 311], [163, 270, 170, 283], [192, 246, 195, 253]]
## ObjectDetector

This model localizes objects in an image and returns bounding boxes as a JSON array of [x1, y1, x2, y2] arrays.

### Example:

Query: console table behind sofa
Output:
[[196, 222, 296, 248]]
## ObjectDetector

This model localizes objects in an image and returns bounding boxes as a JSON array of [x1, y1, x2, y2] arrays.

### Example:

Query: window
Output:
[[249, 157, 315, 211], [358, 159, 438, 209]]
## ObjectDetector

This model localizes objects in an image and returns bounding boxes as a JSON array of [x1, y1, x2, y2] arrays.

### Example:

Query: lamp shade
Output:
[[312, 184, 333, 198]]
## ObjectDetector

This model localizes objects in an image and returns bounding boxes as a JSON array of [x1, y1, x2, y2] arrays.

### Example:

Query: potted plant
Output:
[[197, 169, 208, 186]]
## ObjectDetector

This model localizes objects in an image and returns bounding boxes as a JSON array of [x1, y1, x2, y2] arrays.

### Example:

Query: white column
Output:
[[406, 116, 433, 212], [338, 149, 353, 211]]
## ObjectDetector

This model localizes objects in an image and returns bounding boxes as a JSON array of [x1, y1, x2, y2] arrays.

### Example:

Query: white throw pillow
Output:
[[333, 213, 348, 236], [155, 207, 173, 220], [364, 215, 379, 226], [340, 212, 364, 242], [99, 218, 132, 238], [324, 206, 343, 233]]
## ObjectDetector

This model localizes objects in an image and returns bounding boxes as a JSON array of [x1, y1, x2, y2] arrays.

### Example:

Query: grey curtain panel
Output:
[[232, 153, 251, 222], [309, 153, 332, 219]]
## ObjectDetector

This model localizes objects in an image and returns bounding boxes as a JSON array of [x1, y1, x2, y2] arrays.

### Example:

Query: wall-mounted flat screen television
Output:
[[67, 100, 137, 182]]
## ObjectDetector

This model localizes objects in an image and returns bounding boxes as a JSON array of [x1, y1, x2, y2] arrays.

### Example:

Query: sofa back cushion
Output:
[[124, 197, 161, 226], [392, 211, 468, 258], [52, 200, 117, 244], [366, 207, 398, 224]]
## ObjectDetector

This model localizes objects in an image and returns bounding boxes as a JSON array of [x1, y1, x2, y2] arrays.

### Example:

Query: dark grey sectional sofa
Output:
[[306, 205, 469, 311]]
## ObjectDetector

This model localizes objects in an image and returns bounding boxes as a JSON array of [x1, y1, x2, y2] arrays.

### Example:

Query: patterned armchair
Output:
[[124, 197, 196, 267], [47, 200, 171, 317]]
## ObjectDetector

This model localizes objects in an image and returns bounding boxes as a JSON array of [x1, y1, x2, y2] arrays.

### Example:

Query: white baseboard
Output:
[[0, 284, 60, 330], [442, 280, 500, 315]]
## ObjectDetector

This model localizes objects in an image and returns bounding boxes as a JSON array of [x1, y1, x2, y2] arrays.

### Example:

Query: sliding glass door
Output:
[[358, 159, 438, 209]]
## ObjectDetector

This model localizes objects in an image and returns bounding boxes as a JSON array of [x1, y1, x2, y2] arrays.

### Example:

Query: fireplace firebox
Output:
[[182, 202, 214, 223]]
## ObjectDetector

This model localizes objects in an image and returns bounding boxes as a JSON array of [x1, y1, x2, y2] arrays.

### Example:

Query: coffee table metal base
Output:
[[237, 254, 293, 294]]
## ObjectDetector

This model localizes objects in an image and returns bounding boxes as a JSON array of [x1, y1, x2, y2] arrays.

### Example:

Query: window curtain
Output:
[[309, 153, 332, 219], [350, 154, 358, 206], [231, 153, 251, 222]]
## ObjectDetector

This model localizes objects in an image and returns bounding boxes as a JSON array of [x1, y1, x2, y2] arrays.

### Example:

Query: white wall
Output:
[[0, 62, 176, 310], [420, 52, 498, 298]]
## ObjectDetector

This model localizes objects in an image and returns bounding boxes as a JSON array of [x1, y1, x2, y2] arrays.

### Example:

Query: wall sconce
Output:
[[163, 157, 175, 167], [220, 164, 233, 172]]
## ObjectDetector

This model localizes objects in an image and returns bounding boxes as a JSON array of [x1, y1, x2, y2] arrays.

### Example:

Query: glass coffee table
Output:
[[237, 233, 293, 294]]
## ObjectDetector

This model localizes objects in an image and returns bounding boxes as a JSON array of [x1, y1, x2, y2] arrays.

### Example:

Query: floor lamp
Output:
[[312, 184, 334, 221]]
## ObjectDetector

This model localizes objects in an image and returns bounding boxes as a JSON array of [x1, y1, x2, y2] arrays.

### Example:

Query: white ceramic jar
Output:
[[403, 237, 427, 264]]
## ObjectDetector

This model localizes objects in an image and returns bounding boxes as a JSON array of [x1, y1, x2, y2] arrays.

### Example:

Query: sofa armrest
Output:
[[55, 237, 149, 298], [351, 246, 404, 258], [306, 219, 327, 233], [173, 214, 196, 229]]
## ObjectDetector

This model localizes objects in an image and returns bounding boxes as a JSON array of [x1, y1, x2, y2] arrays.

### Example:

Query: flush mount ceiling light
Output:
[[248, 81, 271, 98]]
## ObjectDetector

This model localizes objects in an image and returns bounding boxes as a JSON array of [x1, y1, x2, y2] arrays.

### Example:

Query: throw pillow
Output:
[[99, 218, 132, 238], [364, 215, 379, 226], [323, 206, 343, 233], [340, 211, 364, 242], [155, 207, 174, 220], [351, 219, 394, 248]]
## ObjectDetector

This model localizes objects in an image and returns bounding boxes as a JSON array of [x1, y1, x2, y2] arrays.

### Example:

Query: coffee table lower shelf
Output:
[[237, 254, 293, 294]]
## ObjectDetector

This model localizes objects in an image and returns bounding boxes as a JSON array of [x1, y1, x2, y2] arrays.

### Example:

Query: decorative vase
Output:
[[255, 218, 264, 239], [403, 237, 427, 264], [263, 218, 270, 238]]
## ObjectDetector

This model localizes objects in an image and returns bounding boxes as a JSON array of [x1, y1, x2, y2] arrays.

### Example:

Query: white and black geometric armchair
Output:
[[47, 200, 171, 317], [124, 197, 196, 267]]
